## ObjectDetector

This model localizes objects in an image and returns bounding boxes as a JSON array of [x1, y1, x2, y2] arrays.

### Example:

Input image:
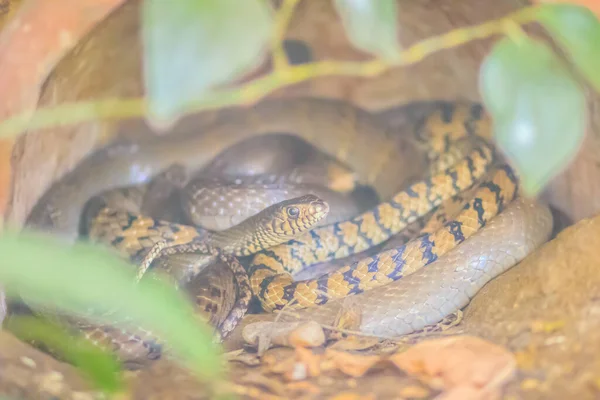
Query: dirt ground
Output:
[[2, 207, 599, 399]]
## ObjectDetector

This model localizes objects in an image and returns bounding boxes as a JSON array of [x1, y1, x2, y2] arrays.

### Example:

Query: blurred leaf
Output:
[[479, 36, 586, 196], [334, 0, 401, 60], [142, 0, 273, 127], [0, 229, 224, 382], [535, 3, 600, 92], [6, 316, 124, 393]]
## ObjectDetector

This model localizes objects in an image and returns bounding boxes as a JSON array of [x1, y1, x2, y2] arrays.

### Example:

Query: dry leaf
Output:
[[225, 350, 261, 366], [264, 351, 297, 375], [239, 372, 287, 396], [329, 336, 381, 351], [325, 349, 383, 378], [333, 299, 363, 331], [436, 385, 501, 400], [294, 347, 322, 377], [228, 382, 286, 400], [286, 381, 321, 395], [390, 335, 516, 400], [399, 385, 430, 398], [265, 346, 323, 381], [328, 392, 376, 400], [262, 347, 295, 366]]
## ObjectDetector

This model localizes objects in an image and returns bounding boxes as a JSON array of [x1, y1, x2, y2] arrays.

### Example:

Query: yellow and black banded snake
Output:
[[22, 98, 553, 363]]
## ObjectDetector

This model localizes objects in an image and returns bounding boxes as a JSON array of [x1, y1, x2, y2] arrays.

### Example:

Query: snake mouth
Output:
[[309, 199, 330, 221]]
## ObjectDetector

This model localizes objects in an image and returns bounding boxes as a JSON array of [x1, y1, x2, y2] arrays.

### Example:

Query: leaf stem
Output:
[[0, 5, 542, 138], [502, 20, 529, 45]]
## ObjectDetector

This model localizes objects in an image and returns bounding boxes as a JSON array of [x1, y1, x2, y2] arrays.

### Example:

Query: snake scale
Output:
[[237, 197, 552, 340], [23, 97, 552, 364], [30, 166, 332, 362]]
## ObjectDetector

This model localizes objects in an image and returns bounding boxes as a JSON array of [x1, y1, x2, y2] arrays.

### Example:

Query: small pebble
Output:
[[20, 356, 36, 369], [291, 362, 308, 381]]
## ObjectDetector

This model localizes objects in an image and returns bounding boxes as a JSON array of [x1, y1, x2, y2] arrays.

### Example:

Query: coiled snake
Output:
[[23, 97, 552, 363], [28, 166, 333, 362]]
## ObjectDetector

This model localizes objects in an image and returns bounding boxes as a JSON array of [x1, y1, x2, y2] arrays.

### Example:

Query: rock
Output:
[[453, 214, 600, 399]]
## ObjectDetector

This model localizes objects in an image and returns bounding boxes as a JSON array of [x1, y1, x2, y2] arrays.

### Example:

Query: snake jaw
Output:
[[261, 194, 329, 239], [290, 195, 329, 231], [308, 198, 329, 225]]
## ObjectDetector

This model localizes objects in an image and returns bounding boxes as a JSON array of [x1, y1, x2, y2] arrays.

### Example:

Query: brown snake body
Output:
[[235, 197, 552, 340], [31, 176, 330, 364], [26, 98, 425, 243]]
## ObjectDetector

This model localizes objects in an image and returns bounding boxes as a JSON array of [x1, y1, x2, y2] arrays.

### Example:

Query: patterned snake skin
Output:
[[247, 102, 504, 311], [31, 172, 330, 364], [234, 197, 552, 338], [23, 98, 551, 364]]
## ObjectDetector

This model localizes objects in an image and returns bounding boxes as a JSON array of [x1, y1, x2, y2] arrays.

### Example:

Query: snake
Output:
[[177, 134, 372, 231], [24, 97, 428, 351], [23, 124, 370, 363], [245, 102, 501, 312], [234, 197, 553, 342], [22, 97, 552, 364], [25, 97, 429, 243], [180, 175, 367, 231], [26, 168, 331, 365]]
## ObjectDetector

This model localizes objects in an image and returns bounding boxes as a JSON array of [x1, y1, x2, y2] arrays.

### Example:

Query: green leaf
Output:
[[0, 229, 224, 383], [142, 0, 273, 126], [535, 3, 600, 92], [479, 36, 586, 196], [6, 316, 124, 393], [334, 0, 401, 60]]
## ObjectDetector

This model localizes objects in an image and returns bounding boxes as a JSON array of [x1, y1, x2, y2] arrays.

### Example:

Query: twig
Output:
[[0, 5, 540, 138]]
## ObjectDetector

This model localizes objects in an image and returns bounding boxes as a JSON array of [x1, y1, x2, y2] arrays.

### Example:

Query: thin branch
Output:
[[501, 19, 529, 44], [0, 5, 540, 139]]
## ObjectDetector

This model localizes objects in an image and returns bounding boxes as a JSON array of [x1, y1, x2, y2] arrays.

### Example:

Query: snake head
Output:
[[267, 194, 329, 238]]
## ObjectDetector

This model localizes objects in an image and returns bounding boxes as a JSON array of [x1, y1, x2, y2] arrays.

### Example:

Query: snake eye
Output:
[[286, 206, 300, 218]]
